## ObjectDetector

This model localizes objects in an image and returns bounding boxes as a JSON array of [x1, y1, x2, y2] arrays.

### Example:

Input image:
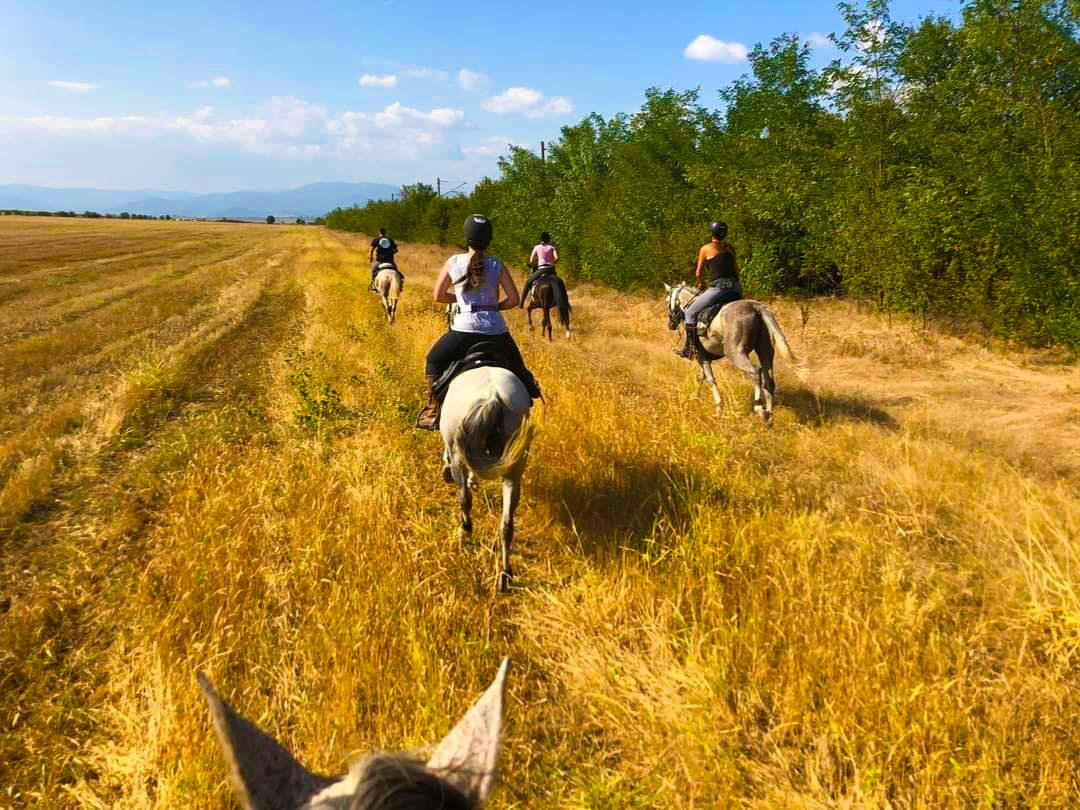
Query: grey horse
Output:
[[665, 282, 805, 423], [440, 366, 533, 593], [198, 658, 509, 809]]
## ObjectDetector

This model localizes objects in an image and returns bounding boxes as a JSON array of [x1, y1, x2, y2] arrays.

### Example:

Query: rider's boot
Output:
[[416, 376, 440, 431], [674, 323, 698, 359]]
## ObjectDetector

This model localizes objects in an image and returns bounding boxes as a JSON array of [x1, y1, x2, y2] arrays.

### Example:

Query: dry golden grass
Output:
[[1, 215, 1078, 808]]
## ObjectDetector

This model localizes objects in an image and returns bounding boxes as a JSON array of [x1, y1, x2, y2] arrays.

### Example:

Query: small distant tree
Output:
[[296, 217, 306, 225], [266, 215, 276, 224]]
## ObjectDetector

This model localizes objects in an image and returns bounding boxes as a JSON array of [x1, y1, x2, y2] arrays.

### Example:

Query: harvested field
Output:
[[1, 215, 1078, 807]]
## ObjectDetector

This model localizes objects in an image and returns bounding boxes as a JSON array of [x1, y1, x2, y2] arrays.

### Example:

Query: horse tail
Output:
[[458, 393, 532, 477], [554, 278, 570, 327], [759, 304, 808, 381], [376, 269, 401, 300]]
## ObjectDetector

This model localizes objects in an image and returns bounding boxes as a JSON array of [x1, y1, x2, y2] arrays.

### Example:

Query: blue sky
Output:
[[1, 0, 960, 193]]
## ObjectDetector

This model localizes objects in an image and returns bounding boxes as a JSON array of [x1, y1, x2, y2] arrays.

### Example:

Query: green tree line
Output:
[[325, 0, 1080, 346]]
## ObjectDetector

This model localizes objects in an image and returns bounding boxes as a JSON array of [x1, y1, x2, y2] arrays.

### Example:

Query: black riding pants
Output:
[[424, 330, 526, 380]]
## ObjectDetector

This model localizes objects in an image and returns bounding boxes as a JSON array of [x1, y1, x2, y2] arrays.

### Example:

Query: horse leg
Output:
[[527, 306, 535, 332], [728, 346, 766, 422], [699, 359, 723, 408], [498, 473, 521, 592], [756, 337, 776, 424], [450, 456, 472, 536], [543, 305, 552, 341]]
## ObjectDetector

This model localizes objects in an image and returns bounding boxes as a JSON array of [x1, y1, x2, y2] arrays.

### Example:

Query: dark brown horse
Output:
[[525, 275, 571, 340]]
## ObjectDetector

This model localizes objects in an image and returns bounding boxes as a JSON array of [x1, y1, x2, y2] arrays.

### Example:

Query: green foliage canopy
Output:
[[325, 0, 1080, 345]]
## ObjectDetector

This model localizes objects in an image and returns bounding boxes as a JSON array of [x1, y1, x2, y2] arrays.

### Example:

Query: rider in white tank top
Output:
[[448, 253, 508, 335]]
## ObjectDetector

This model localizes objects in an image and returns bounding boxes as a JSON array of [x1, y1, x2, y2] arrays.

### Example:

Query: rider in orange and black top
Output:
[[675, 221, 742, 358]]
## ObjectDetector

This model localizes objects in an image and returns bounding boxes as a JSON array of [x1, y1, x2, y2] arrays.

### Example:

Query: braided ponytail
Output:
[[465, 248, 486, 291]]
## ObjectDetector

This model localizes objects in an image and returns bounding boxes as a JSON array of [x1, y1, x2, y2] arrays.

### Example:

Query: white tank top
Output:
[[449, 253, 507, 335]]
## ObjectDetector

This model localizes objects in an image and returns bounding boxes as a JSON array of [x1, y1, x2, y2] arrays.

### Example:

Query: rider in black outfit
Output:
[[676, 221, 743, 358], [368, 227, 399, 291]]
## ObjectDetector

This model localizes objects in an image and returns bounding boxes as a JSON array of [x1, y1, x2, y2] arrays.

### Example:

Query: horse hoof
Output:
[[497, 570, 513, 593]]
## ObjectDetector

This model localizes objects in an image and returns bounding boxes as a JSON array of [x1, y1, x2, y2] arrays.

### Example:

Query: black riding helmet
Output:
[[464, 214, 493, 249], [710, 221, 728, 240]]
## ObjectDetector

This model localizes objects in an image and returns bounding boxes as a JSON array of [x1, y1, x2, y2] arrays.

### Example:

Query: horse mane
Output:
[[347, 754, 475, 810]]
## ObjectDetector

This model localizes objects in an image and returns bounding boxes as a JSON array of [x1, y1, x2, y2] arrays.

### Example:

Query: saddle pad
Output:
[[431, 343, 515, 403]]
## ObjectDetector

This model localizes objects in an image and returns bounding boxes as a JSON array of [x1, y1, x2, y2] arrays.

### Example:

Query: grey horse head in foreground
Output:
[[197, 658, 509, 809], [665, 282, 806, 423]]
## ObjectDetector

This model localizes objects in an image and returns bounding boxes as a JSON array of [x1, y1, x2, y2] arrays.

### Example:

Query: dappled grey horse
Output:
[[665, 282, 805, 423], [198, 658, 509, 810], [440, 366, 533, 592]]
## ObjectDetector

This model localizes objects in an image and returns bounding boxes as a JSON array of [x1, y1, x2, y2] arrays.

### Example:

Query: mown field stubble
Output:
[[1, 215, 1079, 808]]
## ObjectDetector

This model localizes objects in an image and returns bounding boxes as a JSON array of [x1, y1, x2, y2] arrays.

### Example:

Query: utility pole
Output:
[[540, 141, 545, 163], [437, 177, 441, 197]]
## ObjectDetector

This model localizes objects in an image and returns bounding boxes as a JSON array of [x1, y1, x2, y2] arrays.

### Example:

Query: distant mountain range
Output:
[[0, 182, 399, 219]]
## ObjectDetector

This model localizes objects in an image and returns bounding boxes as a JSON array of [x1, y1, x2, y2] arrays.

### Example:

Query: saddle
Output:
[[529, 272, 558, 299], [686, 294, 739, 362], [431, 342, 543, 404], [376, 262, 404, 283]]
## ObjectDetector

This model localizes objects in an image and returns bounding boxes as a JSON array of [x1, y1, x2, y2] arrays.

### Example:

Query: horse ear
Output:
[[197, 673, 335, 810], [427, 658, 509, 805], [663, 283, 672, 292]]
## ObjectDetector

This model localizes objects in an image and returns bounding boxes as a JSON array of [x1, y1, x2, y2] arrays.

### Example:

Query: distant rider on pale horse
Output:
[[368, 226, 400, 291]]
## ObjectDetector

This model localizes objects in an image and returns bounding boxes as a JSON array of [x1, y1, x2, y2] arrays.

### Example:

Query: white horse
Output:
[[374, 264, 402, 325], [198, 658, 509, 809], [665, 282, 805, 424], [440, 367, 533, 592]]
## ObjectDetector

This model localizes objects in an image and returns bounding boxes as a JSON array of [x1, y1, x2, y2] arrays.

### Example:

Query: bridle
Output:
[[666, 283, 689, 331]]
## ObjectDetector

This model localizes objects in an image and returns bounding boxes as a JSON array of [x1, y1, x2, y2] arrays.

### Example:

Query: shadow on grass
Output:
[[782, 387, 899, 429], [538, 457, 706, 560]]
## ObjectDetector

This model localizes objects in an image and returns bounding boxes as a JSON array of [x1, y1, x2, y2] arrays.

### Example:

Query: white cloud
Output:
[[458, 69, 493, 92], [48, 81, 97, 93], [482, 87, 572, 119], [462, 135, 515, 158], [328, 102, 465, 154], [359, 73, 399, 88], [684, 34, 749, 63], [1, 97, 468, 161], [404, 67, 450, 81], [185, 76, 231, 89], [807, 32, 832, 48]]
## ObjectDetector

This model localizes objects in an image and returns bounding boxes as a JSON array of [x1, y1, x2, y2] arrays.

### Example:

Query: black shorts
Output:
[[424, 330, 525, 379]]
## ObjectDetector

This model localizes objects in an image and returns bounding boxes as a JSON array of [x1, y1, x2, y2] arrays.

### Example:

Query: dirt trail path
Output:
[[1, 219, 1077, 808]]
